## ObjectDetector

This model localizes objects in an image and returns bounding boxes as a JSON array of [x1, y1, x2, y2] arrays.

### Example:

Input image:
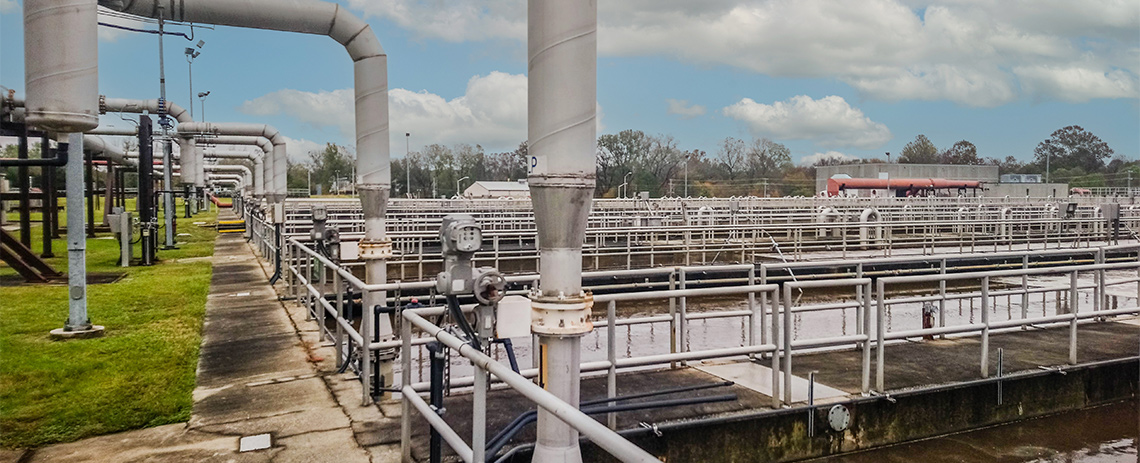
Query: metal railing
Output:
[[246, 203, 1140, 461]]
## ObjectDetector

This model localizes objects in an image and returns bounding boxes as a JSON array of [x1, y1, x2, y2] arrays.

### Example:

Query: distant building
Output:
[[816, 163, 1069, 198], [463, 180, 530, 199]]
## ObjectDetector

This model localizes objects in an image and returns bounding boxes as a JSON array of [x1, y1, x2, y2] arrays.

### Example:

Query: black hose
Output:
[[485, 381, 735, 456]]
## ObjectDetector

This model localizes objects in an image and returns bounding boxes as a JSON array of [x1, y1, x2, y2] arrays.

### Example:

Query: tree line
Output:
[[284, 124, 1137, 197]]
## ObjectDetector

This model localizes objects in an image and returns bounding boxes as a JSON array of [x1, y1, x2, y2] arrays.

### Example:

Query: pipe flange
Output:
[[529, 291, 593, 335], [98, 95, 107, 115], [359, 239, 393, 260]]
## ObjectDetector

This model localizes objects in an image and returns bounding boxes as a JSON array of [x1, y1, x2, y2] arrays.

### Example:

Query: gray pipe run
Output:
[[100, 97, 197, 186], [204, 164, 252, 191], [129, 148, 264, 197], [99, 1, 394, 396], [527, 0, 598, 461], [176, 122, 286, 206], [200, 136, 272, 198]]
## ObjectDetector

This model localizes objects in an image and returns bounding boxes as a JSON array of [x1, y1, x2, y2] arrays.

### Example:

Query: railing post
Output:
[[318, 253, 327, 332], [875, 279, 885, 392], [669, 271, 677, 368], [400, 310, 412, 463], [335, 269, 344, 367], [980, 276, 990, 378], [1070, 270, 1079, 365], [855, 263, 864, 337], [770, 286, 781, 408], [1095, 248, 1104, 313], [679, 268, 688, 363], [747, 267, 758, 352], [861, 281, 872, 394], [607, 299, 617, 430], [939, 258, 947, 338], [1020, 254, 1029, 323], [782, 283, 793, 405]]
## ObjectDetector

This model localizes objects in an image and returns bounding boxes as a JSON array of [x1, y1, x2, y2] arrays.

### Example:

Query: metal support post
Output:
[[50, 134, 102, 338], [980, 276, 990, 378], [162, 140, 175, 248], [1069, 271, 1079, 364], [782, 283, 793, 405], [17, 127, 30, 247], [861, 281, 872, 394], [875, 279, 885, 392], [40, 139, 54, 258], [607, 299, 617, 430], [400, 310, 412, 462], [85, 149, 95, 238]]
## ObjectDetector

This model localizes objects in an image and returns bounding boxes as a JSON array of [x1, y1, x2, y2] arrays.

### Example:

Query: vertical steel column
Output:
[[1020, 255, 1029, 322], [64, 134, 92, 331]]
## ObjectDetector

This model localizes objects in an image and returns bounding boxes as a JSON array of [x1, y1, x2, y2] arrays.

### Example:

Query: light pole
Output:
[[622, 171, 633, 198], [184, 40, 204, 118], [405, 132, 411, 198], [456, 176, 469, 198], [197, 91, 210, 121], [683, 153, 689, 197]]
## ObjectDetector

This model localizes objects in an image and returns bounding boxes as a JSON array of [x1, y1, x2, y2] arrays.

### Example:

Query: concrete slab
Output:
[[695, 359, 848, 403], [271, 428, 371, 463]]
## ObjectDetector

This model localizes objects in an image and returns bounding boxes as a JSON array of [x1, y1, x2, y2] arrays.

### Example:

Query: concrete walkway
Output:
[[10, 211, 401, 462]]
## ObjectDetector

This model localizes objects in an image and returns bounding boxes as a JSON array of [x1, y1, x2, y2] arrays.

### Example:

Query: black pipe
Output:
[[137, 116, 155, 265], [268, 223, 283, 284], [485, 393, 738, 459], [17, 128, 29, 247], [428, 341, 446, 463], [40, 137, 54, 258], [485, 381, 735, 455], [85, 149, 95, 238]]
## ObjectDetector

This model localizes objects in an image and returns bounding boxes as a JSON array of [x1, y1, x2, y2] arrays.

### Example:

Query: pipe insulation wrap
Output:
[[24, 0, 100, 132], [527, 0, 597, 297]]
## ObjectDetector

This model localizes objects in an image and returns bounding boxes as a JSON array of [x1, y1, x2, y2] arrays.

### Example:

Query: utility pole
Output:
[[683, 152, 689, 197], [405, 132, 411, 198], [158, 6, 176, 248]]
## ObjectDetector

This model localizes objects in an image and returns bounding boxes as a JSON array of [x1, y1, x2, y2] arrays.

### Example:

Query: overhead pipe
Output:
[[200, 135, 273, 198], [99, 0, 395, 400], [527, 0, 598, 461], [204, 164, 252, 190], [132, 148, 264, 197], [176, 122, 286, 205], [25, 0, 103, 337]]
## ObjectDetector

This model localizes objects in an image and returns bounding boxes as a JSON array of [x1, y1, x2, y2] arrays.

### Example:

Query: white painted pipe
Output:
[[527, 0, 597, 460], [200, 136, 271, 197], [24, 0, 100, 335], [24, 0, 99, 133], [176, 122, 286, 204], [82, 135, 133, 166]]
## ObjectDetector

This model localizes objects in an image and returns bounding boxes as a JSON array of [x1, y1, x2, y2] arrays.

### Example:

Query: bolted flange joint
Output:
[[529, 290, 593, 336], [358, 239, 393, 260]]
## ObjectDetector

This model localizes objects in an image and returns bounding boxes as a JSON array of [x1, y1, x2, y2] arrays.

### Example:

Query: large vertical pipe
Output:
[[527, 0, 597, 460], [26, 0, 101, 337]]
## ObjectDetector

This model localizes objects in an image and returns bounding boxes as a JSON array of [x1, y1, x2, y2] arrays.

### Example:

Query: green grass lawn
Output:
[[1, 200, 220, 449]]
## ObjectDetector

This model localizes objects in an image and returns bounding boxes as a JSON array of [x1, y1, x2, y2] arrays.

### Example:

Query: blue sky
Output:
[[1, 0, 1137, 166]]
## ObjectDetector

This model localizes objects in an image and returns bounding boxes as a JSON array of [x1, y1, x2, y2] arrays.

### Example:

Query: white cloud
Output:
[[666, 99, 706, 118], [800, 151, 858, 166], [281, 136, 327, 163], [0, 0, 18, 14], [722, 95, 892, 149], [242, 72, 605, 155], [343, 0, 1139, 106]]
